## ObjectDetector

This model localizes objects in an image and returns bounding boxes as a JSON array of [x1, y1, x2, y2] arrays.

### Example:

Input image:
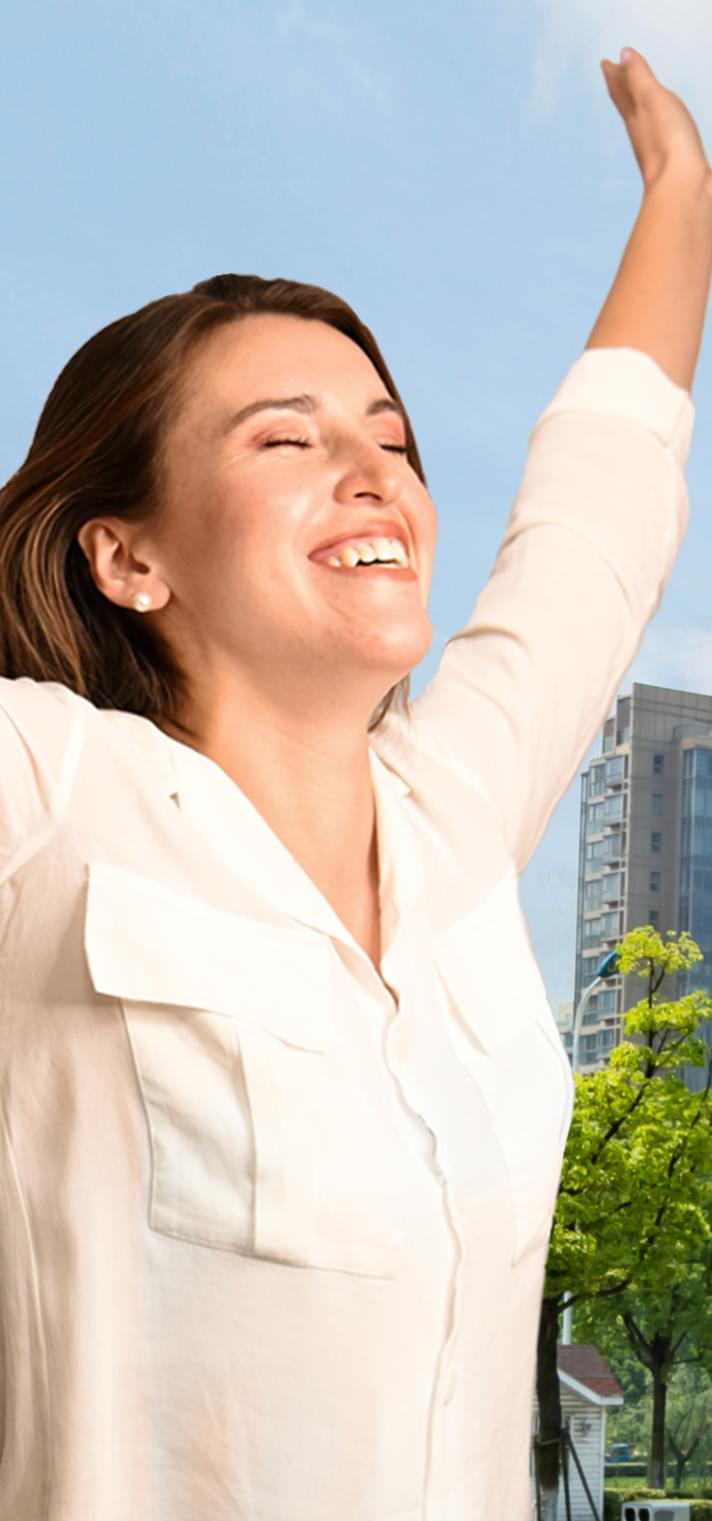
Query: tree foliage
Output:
[[547, 928, 712, 1314], [536, 927, 712, 1511]]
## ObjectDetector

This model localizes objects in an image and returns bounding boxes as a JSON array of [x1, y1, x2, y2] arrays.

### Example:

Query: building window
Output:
[[653, 753, 664, 775], [616, 697, 631, 746], [606, 756, 626, 784], [589, 765, 606, 797], [587, 801, 604, 831], [693, 785, 712, 818], [601, 872, 622, 903], [651, 832, 662, 854], [604, 794, 623, 823], [649, 909, 660, 928], [652, 793, 663, 816], [650, 871, 661, 892]]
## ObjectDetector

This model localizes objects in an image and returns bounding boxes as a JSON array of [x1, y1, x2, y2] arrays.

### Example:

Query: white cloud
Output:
[[625, 623, 712, 698], [528, 0, 712, 130]]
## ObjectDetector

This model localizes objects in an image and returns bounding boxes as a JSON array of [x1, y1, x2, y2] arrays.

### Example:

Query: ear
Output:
[[76, 519, 170, 612]]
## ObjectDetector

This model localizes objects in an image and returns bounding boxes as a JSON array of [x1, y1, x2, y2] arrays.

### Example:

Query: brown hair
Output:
[[0, 274, 425, 732]]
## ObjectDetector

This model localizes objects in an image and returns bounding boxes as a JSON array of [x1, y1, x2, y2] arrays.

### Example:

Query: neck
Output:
[[162, 677, 383, 959]]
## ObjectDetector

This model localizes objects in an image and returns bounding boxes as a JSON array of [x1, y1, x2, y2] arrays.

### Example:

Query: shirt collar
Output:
[[122, 717, 423, 950]]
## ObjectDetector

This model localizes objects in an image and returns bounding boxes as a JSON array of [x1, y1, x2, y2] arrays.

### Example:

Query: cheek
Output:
[[419, 493, 438, 569]]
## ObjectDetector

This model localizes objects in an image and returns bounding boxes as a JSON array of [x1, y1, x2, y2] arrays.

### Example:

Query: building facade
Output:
[[573, 683, 712, 1088], [531, 1344, 624, 1521]]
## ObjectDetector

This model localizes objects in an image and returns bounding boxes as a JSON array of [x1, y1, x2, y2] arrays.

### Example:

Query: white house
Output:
[[532, 1343, 625, 1520]]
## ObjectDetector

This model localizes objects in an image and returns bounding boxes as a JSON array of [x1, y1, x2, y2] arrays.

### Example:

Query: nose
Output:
[[332, 433, 400, 506]]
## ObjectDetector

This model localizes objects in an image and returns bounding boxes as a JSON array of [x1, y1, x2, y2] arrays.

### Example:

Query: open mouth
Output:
[[317, 559, 415, 575], [309, 535, 413, 573]]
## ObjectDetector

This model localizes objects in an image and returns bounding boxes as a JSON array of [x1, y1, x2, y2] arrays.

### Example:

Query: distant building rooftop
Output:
[[557, 1344, 624, 1405]]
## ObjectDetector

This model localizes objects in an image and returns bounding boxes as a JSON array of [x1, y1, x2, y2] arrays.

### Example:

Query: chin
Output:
[[367, 621, 433, 680]]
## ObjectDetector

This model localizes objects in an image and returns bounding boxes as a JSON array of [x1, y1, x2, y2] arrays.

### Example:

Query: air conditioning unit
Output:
[[621, 1504, 690, 1520]]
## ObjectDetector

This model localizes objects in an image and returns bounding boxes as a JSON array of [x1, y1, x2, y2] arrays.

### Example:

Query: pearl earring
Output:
[[131, 592, 152, 613]]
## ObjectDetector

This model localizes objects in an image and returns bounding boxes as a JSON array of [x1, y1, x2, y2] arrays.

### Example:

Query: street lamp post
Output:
[[570, 949, 620, 1076], [560, 948, 620, 1345]]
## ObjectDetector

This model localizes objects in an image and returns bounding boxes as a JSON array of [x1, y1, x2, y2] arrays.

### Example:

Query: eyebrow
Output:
[[220, 392, 405, 435]]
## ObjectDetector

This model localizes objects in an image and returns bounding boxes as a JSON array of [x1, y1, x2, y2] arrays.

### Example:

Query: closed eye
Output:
[[259, 437, 408, 455]]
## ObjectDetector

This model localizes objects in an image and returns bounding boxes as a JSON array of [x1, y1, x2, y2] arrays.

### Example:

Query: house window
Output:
[[650, 871, 661, 892], [651, 832, 662, 854], [652, 793, 663, 816], [649, 909, 660, 928], [653, 753, 664, 775]]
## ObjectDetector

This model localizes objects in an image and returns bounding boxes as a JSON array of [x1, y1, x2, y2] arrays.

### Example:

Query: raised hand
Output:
[[601, 47, 712, 194]]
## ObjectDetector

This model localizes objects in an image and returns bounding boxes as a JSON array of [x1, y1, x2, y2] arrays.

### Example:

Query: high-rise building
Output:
[[573, 682, 712, 1089]]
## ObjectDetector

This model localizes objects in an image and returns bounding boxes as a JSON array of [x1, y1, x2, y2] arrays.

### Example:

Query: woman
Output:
[[0, 48, 710, 1521]]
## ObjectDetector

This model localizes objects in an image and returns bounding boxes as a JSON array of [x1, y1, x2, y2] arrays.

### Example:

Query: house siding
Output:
[[532, 1391, 608, 1520], [557, 1389, 607, 1520]]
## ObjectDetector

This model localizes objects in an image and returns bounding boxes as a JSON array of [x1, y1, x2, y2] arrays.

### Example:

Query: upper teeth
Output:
[[326, 537, 409, 569]]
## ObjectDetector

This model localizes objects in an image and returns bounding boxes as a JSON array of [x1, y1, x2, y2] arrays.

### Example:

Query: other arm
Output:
[[387, 52, 712, 874], [585, 48, 712, 389]]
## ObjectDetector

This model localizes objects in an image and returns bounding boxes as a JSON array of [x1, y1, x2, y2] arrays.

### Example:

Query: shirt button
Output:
[[443, 1371, 457, 1406]]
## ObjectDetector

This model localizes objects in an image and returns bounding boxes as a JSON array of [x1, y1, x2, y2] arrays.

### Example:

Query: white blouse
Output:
[[0, 347, 694, 1521]]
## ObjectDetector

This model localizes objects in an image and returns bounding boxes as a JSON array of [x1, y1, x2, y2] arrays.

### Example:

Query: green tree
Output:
[[535, 928, 712, 1519], [665, 1363, 712, 1490], [576, 1256, 712, 1488]]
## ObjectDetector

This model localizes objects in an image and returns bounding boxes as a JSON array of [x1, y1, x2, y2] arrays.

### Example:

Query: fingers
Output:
[[600, 48, 657, 89], [600, 58, 634, 119], [600, 47, 662, 120]]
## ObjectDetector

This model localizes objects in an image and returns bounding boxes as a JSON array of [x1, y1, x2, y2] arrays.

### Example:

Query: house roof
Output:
[[557, 1344, 624, 1406]]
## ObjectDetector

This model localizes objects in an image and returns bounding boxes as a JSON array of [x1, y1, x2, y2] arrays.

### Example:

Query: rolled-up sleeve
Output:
[[408, 347, 695, 873]]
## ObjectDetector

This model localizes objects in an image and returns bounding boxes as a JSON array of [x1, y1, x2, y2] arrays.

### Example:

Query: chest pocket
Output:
[[433, 870, 574, 1266], [84, 863, 403, 1279]]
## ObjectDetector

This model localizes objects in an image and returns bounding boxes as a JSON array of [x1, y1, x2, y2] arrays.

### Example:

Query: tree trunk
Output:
[[536, 1296, 563, 1521], [674, 1450, 685, 1491], [648, 1336, 669, 1491], [668, 1430, 700, 1492]]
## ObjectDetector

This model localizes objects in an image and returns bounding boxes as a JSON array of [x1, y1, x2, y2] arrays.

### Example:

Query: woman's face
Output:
[[134, 314, 437, 713]]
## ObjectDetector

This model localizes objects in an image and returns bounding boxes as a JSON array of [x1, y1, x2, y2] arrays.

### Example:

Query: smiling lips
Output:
[[309, 533, 414, 576]]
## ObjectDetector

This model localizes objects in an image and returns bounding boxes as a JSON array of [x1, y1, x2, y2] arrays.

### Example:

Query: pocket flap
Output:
[[84, 862, 330, 1051]]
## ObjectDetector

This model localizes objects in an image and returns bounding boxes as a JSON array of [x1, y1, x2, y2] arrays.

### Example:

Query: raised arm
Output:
[[383, 50, 712, 876], [586, 48, 712, 388]]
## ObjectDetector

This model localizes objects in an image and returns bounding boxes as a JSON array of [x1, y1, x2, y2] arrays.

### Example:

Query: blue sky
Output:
[[3, 0, 712, 1010]]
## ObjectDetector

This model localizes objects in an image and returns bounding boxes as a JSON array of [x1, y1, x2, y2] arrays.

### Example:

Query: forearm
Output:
[[585, 172, 712, 391]]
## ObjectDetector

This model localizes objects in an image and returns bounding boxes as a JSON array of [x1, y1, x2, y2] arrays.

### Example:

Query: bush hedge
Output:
[[604, 1491, 712, 1520]]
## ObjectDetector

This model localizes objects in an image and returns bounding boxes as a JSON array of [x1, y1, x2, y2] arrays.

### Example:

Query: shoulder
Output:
[[0, 679, 91, 868], [0, 676, 90, 769]]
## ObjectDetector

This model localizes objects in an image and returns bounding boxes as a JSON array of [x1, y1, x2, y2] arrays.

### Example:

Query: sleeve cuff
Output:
[[530, 346, 696, 470]]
